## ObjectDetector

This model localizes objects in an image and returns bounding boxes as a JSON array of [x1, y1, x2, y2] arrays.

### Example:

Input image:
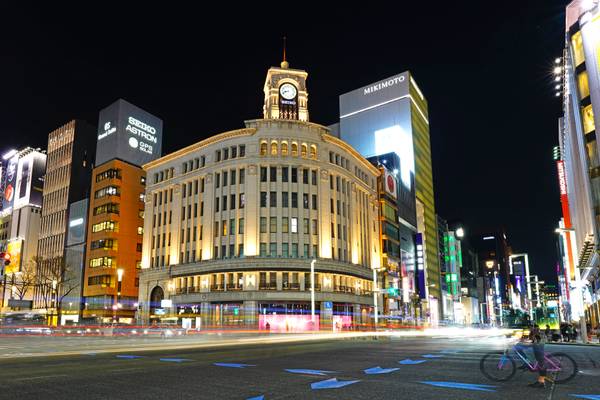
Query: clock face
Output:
[[279, 83, 297, 100]]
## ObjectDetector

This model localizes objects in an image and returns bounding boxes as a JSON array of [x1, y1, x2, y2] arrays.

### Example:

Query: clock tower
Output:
[[263, 58, 309, 121]]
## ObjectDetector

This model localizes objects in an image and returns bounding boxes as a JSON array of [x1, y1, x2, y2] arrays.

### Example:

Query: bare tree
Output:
[[9, 261, 37, 303], [35, 256, 81, 325]]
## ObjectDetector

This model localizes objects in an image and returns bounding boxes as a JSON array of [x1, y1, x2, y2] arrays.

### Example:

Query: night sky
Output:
[[0, 2, 569, 282]]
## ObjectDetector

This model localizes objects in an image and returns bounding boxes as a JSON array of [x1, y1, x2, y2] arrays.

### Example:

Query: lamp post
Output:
[[555, 227, 588, 343], [310, 259, 316, 326], [51, 279, 57, 326], [114, 268, 124, 324]]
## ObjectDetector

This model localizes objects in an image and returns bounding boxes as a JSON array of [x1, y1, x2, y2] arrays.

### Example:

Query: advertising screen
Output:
[[258, 314, 319, 332], [96, 99, 163, 167], [14, 152, 46, 209], [6, 239, 23, 274], [339, 72, 415, 190], [66, 199, 88, 246], [3, 154, 19, 211]]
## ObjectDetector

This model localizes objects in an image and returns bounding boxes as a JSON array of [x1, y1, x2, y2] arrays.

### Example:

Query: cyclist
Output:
[[515, 324, 546, 388]]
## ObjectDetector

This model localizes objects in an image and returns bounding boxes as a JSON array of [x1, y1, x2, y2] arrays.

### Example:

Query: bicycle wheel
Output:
[[545, 352, 578, 383], [480, 352, 516, 382]]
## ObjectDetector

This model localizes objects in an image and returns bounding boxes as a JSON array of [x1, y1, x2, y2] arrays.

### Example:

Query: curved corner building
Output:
[[138, 61, 382, 330]]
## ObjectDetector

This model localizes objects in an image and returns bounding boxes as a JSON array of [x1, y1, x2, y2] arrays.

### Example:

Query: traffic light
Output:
[[0, 252, 10, 266]]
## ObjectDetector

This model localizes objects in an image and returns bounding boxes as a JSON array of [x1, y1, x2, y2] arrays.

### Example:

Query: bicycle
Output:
[[480, 341, 578, 383]]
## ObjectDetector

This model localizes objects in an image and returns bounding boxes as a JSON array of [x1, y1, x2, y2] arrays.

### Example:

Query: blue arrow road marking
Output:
[[364, 366, 400, 374], [422, 354, 444, 358], [285, 369, 337, 376], [116, 355, 144, 359], [160, 358, 192, 363], [570, 396, 600, 400], [246, 396, 265, 400], [311, 378, 361, 390], [399, 359, 427, 365], [420, 381, 497, 392], [213, 362, 255, 368]]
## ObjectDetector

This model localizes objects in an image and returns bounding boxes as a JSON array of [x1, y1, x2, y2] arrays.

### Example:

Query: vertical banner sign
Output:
[[3, 155, 19, 211], [556, 160, 575, 280], [6, 239, 23, 274], [384, 169, 398, 199], [416, 233, 426, 299]]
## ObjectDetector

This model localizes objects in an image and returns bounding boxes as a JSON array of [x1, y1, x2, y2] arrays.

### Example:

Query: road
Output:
[[1, 333, 599, 399]]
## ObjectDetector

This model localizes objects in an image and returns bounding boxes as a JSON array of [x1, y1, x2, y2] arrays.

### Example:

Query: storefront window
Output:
[[582, 104, 595, 134], [578, 71, 590, 99], [572, 31, 585, 66]]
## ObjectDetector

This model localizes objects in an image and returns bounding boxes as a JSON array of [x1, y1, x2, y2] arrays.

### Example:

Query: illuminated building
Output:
[[138, 59, 382, 329], [82, 99, 163, 324], [0, 147, 46, 311], [557, 0, 600, 332], [331, 71, 440, 323], [35, 120, 96, 322]]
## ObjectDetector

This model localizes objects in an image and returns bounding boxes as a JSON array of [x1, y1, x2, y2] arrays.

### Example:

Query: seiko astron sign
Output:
[[96, 99, 163, 166]]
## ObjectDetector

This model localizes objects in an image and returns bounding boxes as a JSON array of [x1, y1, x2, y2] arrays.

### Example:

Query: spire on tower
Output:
[[280, 36, 289, 69]]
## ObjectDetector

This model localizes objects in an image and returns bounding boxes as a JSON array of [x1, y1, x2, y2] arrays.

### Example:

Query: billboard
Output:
[[96, 99, 163, 167], [3, 154, 19, 211], [14, 152, 46, 209], [67, 199, 88, 246], [339, 72, 415, 190], [383, 168, 398, 199], [6, 239, 23, 274]]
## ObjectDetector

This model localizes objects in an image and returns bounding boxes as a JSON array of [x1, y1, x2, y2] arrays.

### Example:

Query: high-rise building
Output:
[[35, 120, 96, 322], [82, 99, 163, 324], [0, 147, 46, 311], [138, 59, 382, 330], [332, 72, 440, 322], [557, 0, 600, 332]]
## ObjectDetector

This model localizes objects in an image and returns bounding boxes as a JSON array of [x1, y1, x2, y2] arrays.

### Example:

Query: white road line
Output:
[[14, 374, 68, 381]]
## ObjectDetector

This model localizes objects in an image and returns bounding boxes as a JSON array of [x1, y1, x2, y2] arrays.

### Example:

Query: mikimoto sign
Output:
[[96, 99, 163, 167]]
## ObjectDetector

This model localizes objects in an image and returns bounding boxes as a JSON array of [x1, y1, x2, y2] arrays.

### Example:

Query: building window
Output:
[[282, 166, 289, 182], [291, 167, 298, 183], [303, 193, 309, 209], [215, 173, 220, 188], [94, 186, 120, 199], [282, 192, 289, 207], [282, 243, 289, 257], [239, 145, 246, 157], [231, 169, 236, 185], [269, 242, 277, 257], [291, 243, 298, 258], [260, 192, 267, 207], [230, 218, 235, 235], [270, 166, 277, 182], [310, 145, 317, 159], [215, 197, 220, 212], [312, 219, 317, 234], [291, 192, 298, 208], [240, 168, 245, 184], [223, 148, 229, 160], [239, 193, 245, 208], [302, 169, 309, 184], [271, 141, 278, 156], [231, 146, 237, 158], [260, 167, 267, 182], [92, 221, 118, 233], [222, 220, 228, 236], [260, 217, 267, 233], [281, 141, 288, 156], [223, 171, 228, 186], [215, 150, 221, 162], [291, 217, 298, 233], [95, 168, 121, 182], [230, 194, 236, 210], [301, 143, 307, 158], [270, 191, 277, 207], [304, 244, 309, 258], [291, 142, 298, 156], [270, 217, 277, 233], [260, 243, 267, 257], [282, 217, 289, 233], [311, 170, 317, 185], [214, 221, 219, 237], [238, 244, 244, 257], [260, 141, 268, 156], [89, 256, 114, 268], [312, 194, 317, 210], [239, 218, 244, 234]]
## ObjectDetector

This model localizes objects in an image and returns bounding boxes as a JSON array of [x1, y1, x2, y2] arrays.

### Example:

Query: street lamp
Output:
[[114, 268, 124, 324], [310, 259, 316, 326]]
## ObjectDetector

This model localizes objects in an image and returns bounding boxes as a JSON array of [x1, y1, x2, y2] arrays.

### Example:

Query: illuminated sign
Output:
[[69, 218, 84, 227], [557, 160, 567, 195], [161, 299, 173, 308], [363, 75, 406, 95], [3, 154, 18, 211], [485, 260, 495, 269], [14, 152, 46, 210], [258, 314, 319, 332], [375, 125, 414, 189], [96, 99, 163, 167], [383, 168, 397, 199], [6, 239, 23, 274]]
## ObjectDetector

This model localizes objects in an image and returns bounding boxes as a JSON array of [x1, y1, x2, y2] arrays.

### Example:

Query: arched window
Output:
[[271, 141, 278, 156], [310, 144, 317, 159], [301, 144, 308, 158], [281, 141, 288, 156], [260, 141, 268, 156], [291, 142, 298, 157], [149, 286, 165, 315]]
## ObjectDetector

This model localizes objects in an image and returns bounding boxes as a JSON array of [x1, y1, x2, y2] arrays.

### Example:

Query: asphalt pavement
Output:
[[1, 334, 599, 399]]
